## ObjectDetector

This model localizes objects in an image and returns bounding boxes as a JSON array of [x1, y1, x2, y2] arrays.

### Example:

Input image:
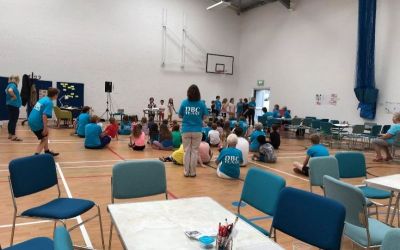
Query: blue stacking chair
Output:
[[381, 125, 391, 135], [2, 226, 73, 250], [271, 187, 345, 250], [323, 176, 392, 249], [109, 160, 168, 249], [237, 168, 285, 236], [8, 154, 104, 249], [309, 156, 340, 192], [309, 119, 321, 134], [335, 152, 392, 199], [381, 229, 400, 250]]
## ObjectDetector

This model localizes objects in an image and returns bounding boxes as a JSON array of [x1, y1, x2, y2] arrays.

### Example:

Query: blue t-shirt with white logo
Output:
[[179, 99, 208, 133], [85, 123, 102, 148], [250, 130, 266, 151], [217, 147, 243, 178], [307, 144, 329, 158], [238, 120, 248, 134], [28, 96, 54, 131], [5, 83, 22, 108], [215, 100, 222, 111], [77, 113, 90, 136], [386, 124, 400, 144]]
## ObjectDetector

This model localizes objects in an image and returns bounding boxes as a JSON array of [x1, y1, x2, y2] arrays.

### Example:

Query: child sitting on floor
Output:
[[76, 106, 91, 138], [148, 116, 159, 143], [249, 123, 266, 152], [293, 134, 329, 176], [172, 124, 182, 148], [234, 127, 249, 167], [199, 134, 213, 166], [220, 120, 232, 150], [152, 123, 173, 150], [238, 116, 249, 137], [208, 123, 221, 147], [105, 117, 119, 140], [119, 115, 131, 135], [252, 135, 277, 163], [202, 122, 212, 141], [160, 144, 184, 165], [85, 115, 111, 149], [140, 117, 149, 136], [268, 124, 281, 150], [129, 124, 146, 151], [216, 134, 243, 179]]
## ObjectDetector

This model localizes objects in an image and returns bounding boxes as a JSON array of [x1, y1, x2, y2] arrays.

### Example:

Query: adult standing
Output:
[[247, 97, 256, 126], [236, 98, 243, 119], [179, 85, 208, 177], [5, 75, 22, 141]]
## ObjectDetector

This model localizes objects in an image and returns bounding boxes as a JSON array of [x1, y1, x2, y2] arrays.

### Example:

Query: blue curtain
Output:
[[354, 0, 378, 120]]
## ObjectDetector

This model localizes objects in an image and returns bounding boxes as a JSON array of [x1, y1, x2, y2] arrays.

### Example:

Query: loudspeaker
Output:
[[105, 81, 112, 93]]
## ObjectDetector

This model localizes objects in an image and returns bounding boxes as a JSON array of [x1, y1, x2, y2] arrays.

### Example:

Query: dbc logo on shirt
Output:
[[33, 102, 42, 111], [185, 107, 200, 116], [224, 156, 239, 164]]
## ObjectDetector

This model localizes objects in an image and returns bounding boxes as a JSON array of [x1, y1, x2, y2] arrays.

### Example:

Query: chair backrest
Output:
[[9, 154, 58, 198], [54, 106, 62, 116], [364, 122, 377, 130], [272, 187, 345, 250], [305, 116, 317, 120], [381, 229, 400, 250], [311, 120, 321, 129], [370, 125, 382, 136], [240, 168, 285, 216], [330, 120, 339, 125], [381, 125, 391, 134], [112, 159, 167, 200], [320, 122, 332, 134], [323, 176, 367, 228], [320, 119, 329, 122], [309, 156, 340, 190], [352, 125, 365, 134], [291, 117, 302, 126], [54, 226, 73, 250], [335, 151, 366, 178], [302, 118, 313, 127]]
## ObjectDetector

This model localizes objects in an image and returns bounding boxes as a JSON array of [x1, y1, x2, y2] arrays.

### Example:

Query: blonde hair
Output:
[[227, 134, 238, 147], [8, 75, 20, 84], [393, 112, 400, 122], [255, 122, 263, 131]]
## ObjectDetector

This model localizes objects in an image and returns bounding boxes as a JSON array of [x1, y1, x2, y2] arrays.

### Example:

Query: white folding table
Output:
[[108, 197, 283, 250], [364, 174, 400, 226]]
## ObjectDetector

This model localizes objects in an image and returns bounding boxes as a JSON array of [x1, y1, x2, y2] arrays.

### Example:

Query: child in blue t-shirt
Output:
[[215, 96, 221, 117], [238, 116, 249, 136], [216, 134, 243, 179], [249, 123, 266, 152], [85, 115, 111, 149], [293, 134, 329, 176], [202, 122, 212, 140], [28, 88, 60, 156], [262, 107, 273, 118], [272, 104, 281, 118], [119, 115, 131, 135], [76, 106, 91, 138]]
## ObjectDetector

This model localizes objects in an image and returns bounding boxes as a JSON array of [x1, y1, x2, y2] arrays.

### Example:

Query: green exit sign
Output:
[[257, 80, 264, 86]]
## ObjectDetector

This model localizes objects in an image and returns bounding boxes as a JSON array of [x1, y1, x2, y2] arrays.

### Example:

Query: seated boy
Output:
[[216, 134, 243, 179], [268, 124, 281, 149], [252, 135, 277, 163], [293, 134, 329, 176], [105, 117, 119, 140], [208, 123, 221, 147], [372, 112, 400, 162], [85, 115, 111, 149]]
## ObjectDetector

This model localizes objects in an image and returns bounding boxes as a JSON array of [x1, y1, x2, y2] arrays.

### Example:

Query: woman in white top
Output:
[[233, 126, 249, 167]]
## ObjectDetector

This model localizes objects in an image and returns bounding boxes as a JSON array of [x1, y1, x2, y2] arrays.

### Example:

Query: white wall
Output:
[[238, 0, 400, 124], [0, 0, 240, 117]]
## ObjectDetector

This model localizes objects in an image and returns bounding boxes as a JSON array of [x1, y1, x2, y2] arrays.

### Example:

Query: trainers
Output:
[[45, 150, 60, 157]]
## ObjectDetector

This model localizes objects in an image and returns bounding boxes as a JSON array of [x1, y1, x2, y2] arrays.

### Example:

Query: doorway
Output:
[[253, 89, 270, 117]]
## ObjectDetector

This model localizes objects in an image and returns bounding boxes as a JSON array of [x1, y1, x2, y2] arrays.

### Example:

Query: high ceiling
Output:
[[211, 0, 291, 13]]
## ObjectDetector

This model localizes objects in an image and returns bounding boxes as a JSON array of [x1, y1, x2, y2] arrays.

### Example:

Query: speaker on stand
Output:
[[101, 81, 114, 121]]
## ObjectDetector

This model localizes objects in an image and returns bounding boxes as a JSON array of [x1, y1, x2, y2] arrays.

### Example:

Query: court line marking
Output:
[[56, 163, 93, 248], [249, 160, 309, 182], [0, 220, 51, 229]]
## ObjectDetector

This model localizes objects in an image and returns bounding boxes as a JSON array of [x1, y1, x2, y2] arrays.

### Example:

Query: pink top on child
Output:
[[132, 132, 145, 147], [198, 142, 211, 164]]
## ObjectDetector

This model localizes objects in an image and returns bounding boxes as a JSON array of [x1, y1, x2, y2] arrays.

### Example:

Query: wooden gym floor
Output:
[[0, 122, 399, 249]]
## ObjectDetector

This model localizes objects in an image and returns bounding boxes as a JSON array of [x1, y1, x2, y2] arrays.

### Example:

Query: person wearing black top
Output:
[[242, 98, 249, 118], [269, 124, 281, 149]]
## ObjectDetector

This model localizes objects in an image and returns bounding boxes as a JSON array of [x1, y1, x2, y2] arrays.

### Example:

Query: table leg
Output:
[[386, 191, 394, 224], [389, 193, 400, 226]]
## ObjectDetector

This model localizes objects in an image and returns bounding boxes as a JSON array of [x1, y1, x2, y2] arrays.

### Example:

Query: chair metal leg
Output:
[[386, 192, 394, 224], [97, 205, 105, 250], [108, 223, 113, 250], [53, 221, 57, 238], [10, 212, 17, 246]]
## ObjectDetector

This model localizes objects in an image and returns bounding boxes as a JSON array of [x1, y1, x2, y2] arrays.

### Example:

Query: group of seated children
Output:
[[261, 104, 292, 119]]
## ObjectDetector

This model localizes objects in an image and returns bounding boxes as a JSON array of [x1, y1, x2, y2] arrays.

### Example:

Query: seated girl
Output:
[[216, 134, 243, 179], [152, 123, 173, 150], [172, 124, 182, 148], [129, 124, 146, 151], [199, 134, 212, 166], [76, 106, 91, 138], [148, 116, 159, 143], [140, 117, 149, 136], [105, 117, 119, 140], [160, 144, 184, 165], [252, 135, 277, 163], [249, 123, 266, 152], [119, 115, 131, 135], [85, 115, 111, 149]]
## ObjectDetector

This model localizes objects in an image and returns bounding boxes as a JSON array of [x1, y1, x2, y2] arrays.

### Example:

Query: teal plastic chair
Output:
[[310, 119, 321, 134], [309, 156, 340, 192], [323, 176, 393, 249], [3, 226, 73, 250], [237, 168, 286, 236], [362, 125, 382, 148], [109, 160, 168, 249], [381, 229, 400, 250], [335, 152, 391, 200]]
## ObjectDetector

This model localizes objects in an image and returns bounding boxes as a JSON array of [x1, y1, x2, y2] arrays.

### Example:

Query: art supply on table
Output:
[[217, 217, 238, 250]]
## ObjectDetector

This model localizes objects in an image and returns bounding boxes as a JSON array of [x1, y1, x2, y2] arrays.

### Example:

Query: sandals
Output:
[[373, 158, 384, 162], [11, 137, 23, 141]]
